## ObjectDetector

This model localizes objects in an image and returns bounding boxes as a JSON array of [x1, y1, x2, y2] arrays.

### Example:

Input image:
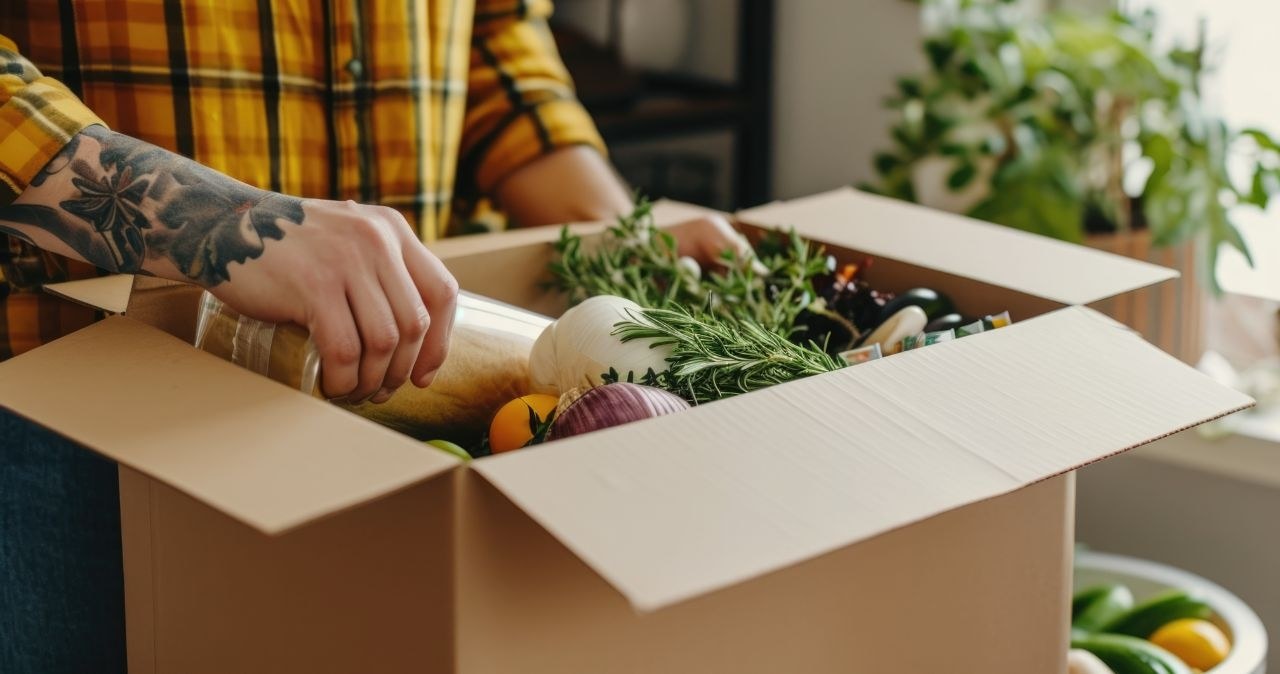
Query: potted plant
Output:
[[868, 0, 1280, 361]]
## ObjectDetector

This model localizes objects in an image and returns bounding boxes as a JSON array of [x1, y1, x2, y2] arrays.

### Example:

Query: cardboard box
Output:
[[0, 188, 1252, 673]]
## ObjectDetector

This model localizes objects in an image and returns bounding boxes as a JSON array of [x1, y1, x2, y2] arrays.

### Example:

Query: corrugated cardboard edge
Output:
[[427, 199, 728, 259], [43, 274, 135, 313], [470, 305, 1254, 612]]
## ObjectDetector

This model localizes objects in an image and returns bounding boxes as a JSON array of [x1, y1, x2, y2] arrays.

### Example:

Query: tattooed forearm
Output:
[[0, 125, 305, 286]]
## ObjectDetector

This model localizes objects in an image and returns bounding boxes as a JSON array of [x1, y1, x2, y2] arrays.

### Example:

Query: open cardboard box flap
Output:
[[471, 306, 1251, 612], [0, 315, 458, 535], [737, 188, 1177, 306]]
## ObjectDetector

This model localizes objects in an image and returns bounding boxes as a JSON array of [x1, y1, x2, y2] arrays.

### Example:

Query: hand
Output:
[[212, 200, 459, 403], [665, 214, 767, 273]]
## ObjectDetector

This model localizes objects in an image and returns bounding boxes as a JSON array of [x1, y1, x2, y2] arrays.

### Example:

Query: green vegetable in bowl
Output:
[[1070, 632, 1190, 674], [1100, 590, 1213, 639], [1073, 584, 1136, 632]]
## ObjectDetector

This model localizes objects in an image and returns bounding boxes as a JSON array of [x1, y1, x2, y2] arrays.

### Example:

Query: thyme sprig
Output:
[[548, 198, 833, 335], [612, 304, 845, 404]]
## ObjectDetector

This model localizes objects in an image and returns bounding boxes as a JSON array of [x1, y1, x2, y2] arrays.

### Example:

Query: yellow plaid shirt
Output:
[[0, 0, 603, 359]]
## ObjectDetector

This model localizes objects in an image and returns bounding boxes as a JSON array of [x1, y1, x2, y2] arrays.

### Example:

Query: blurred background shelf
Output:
[[553, 0, 772, 210], [590, 82, 746, 141]]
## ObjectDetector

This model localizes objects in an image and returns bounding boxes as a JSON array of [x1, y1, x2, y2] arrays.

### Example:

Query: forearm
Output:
[[493, 145, 633, 227], [0, 125, 303, 287]]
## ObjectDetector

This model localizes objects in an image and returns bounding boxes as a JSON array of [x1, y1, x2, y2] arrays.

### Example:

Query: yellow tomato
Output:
[[1149, 618, 1230, 671], [489, 394, 559, 453]]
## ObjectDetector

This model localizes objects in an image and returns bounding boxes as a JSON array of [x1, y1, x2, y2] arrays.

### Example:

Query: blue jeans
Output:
[[0, 409, 126, 673]]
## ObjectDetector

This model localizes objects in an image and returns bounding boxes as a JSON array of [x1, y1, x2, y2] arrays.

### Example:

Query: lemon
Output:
[[1149, 618, 1230, 671]]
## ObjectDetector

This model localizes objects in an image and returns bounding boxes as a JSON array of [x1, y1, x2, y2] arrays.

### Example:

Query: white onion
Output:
[[529, 295, 674, 395]]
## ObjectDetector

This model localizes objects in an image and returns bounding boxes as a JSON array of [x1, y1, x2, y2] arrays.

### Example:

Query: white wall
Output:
[[771, 1, 924, 199]]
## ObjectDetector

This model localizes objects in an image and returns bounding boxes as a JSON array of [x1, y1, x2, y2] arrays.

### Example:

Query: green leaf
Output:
[[1178, 90, 1208, 145], [947, 159, 979, 190], [1217, 217, 1255, 268], [969, 154, 1084, 242], [924, 38, 956, 70], [891, 126, 918, 153], [1246, 169, 1270, 208], [1242, 127, 1280, 152], [874, 152, 902, 175], [1200, 222, 1226, 297], [1142, 134, 1176, 190], [922, 111, 951, 143], [896, 77, 923, 98], [1143, 174, 1189, 246]]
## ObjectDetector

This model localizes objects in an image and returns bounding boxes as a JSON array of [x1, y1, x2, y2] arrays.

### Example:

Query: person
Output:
[[0, 2, 749, 671]]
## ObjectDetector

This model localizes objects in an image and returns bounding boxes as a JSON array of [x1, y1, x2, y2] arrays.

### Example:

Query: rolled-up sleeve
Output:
[[461, 0, 606, 196], [0, 35, 105, 206]]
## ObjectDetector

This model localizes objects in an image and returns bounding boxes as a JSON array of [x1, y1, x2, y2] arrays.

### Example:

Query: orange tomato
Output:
[[489, 394, 559, 453]]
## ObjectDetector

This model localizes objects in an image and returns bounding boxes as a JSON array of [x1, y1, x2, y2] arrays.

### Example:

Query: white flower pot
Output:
[[1075, 550, 1268, 674]]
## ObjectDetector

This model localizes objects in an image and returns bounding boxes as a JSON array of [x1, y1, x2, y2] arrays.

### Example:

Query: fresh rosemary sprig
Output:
[[548, 197, 833, 335], [612, 304, 845, 404], [547, 198, 681, 308]]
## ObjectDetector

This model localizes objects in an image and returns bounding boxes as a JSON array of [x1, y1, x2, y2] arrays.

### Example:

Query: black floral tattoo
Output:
[[0, 125, 305, 286], [60, 161, 150, 270], [151, 179, 304, 285]]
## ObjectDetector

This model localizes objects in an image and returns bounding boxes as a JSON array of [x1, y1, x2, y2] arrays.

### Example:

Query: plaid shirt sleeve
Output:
[[462, 0, 606, 196], [0, 34, 106, 206]]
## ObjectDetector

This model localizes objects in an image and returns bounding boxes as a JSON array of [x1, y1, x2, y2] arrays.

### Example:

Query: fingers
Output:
[[672, 216, 762, 271], [345, 275, 401, 403], [401, 237, 458, 388], [310, 295, 363, 400], [372, 261, 431, 403], [704, 216, 755, 262], [286, 202, 455, 401]]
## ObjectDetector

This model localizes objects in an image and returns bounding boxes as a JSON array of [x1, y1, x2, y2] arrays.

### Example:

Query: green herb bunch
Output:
[[612, 304, 844, 404], [548, 198, 833, 335]]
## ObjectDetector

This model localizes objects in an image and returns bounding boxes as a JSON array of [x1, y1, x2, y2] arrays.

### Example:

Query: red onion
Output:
[[547, 383, 689, 440]]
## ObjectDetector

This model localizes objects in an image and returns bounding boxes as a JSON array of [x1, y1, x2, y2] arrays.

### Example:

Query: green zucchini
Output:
[[1100, 590, 1211, 638], [1073, 583, 1135, 632], [1071, 632, 1190, 674]]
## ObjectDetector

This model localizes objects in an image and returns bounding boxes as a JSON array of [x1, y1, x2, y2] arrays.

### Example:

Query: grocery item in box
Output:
[[838, 343, 883, 365], [194, 291, 550, 443]]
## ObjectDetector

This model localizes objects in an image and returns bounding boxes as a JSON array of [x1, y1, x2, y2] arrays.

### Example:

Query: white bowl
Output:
[[1074, 550, 1268, 674]]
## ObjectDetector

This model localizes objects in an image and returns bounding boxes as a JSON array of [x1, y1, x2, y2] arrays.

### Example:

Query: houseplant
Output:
[[869, 0, 1280, 297]]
